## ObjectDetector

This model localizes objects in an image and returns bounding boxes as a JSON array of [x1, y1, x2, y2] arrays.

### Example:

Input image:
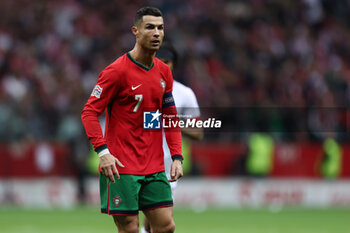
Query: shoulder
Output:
[[154, 58, 173, 89], [154, 57, 172, 76], [154, 57, 169, 70], [100, 54, 128, 78], [108, 53, 128, 72], [173, 80, 200, 108], [174, 80, 195, 97]]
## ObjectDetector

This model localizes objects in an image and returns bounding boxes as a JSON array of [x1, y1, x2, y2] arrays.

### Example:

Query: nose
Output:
[[154, 28, 160, 38]]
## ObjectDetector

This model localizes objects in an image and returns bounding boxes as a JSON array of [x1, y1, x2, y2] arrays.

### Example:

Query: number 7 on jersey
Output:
[[133, 94, 143, 112]]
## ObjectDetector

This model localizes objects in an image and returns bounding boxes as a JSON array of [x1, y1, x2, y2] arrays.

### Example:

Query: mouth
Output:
[[151, 40, 160, 46]]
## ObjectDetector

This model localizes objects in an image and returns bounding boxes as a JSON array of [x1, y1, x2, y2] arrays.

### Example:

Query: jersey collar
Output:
[[127, 52, 154, 71]]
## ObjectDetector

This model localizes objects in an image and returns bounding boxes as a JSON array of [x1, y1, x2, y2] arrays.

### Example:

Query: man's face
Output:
[[135, 15, 164, 51]]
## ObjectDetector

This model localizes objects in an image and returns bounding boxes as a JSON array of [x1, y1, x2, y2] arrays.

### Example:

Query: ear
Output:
[[131, 26, 138, 36]]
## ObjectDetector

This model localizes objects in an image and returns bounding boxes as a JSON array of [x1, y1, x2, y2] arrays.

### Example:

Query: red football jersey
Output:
[[81, 53, 182, 175]]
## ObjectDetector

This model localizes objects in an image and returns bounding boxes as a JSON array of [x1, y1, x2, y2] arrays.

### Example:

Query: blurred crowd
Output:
[[0, 0, 350, 143]]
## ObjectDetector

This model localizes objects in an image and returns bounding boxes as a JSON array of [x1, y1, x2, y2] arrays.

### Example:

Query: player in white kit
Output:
[[141, 42, 203, 233]]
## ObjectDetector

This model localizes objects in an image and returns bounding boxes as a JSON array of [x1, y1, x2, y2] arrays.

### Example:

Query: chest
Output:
[[118, 69, 167, 108]]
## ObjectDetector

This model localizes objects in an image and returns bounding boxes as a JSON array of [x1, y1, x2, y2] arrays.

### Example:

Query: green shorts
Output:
[[100, 171, 173, 215]]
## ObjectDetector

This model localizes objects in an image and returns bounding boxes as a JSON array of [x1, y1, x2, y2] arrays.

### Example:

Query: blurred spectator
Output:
[[0, 0, 349, 143]]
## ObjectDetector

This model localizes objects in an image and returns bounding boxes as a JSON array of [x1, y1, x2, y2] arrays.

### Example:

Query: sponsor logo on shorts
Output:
[[113, 196, 122, 207]]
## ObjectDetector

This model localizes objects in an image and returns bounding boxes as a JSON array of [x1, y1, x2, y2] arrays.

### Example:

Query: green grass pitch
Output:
[[0, 206, 349, 233]]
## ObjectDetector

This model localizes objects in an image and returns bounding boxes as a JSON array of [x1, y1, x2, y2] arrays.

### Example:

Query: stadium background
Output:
[[0, 0, 349, 232]]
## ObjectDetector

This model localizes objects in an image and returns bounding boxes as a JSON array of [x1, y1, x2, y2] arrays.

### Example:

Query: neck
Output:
[[129, 44, 156, 68]]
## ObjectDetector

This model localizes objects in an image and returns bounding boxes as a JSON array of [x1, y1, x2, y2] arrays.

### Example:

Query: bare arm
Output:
[[181, 127, 204, 140]]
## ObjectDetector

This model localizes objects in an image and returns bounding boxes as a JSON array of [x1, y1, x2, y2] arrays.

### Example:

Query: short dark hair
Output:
[[134, 6, 163, 26]]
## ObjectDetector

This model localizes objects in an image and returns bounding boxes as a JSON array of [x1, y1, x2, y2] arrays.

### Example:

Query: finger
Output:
[[110, 174, 115, 183], [101, 167, 107, 177], [107, 168, 115, 183], [175, 166, 183, 180], [115, 158, 125, 168], [175, 173, 181, 180], [178, 166, 183, 177], [174, 168, 181, 180], [111, 164, 120, 180], [114, 166, 120, 180], [112, 163, 118, 174], [171, 165, 176, 178], [170, 167, 178, 181]]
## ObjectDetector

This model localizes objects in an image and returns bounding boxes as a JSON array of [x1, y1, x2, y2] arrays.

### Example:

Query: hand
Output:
[[99, 153, 124, 183], [169, 160, 183, 182]]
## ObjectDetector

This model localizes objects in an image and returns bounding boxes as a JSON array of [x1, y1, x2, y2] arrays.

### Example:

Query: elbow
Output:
[[181, 128, 204, 141], [81, 108, 89, 123], [193, 130, 204, 141], [81, 107, 99, 123]]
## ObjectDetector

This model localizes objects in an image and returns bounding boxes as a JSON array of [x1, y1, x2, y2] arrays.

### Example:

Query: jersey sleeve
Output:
[[162, 66, 183, 160], [81, 67, 120, 153]]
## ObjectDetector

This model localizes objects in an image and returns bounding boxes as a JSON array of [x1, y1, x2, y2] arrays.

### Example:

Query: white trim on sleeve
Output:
[[98, 148, 110, 157]]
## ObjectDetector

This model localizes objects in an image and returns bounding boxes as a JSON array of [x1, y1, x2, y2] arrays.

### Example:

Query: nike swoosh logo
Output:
[[131, 84, 142, 90]]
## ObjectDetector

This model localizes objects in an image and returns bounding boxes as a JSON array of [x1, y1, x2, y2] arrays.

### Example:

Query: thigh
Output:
[[100, 173, 142, 215], [113, 215, 139, 233], [139, 172, 173, 211], [143, 206, 174, 230]]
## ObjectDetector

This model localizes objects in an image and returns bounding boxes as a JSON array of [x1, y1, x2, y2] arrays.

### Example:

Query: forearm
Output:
[[181, 127, 204, 140], [164, 128, 183, 160], [163, 105, 183, 159], [81, 108, 106, 151]]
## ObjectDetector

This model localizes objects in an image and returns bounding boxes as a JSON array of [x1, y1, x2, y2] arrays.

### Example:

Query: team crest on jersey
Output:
[[160, 78, 166, 93], [113, 196, 122, 207], [91, 85, 103, 99]]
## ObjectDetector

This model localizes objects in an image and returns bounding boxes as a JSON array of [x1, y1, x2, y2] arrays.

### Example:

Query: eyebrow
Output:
[[145, 23, 164, 27]]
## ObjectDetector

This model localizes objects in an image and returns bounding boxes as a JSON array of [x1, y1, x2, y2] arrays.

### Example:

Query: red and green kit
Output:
[[81, 52, 183, 175]]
